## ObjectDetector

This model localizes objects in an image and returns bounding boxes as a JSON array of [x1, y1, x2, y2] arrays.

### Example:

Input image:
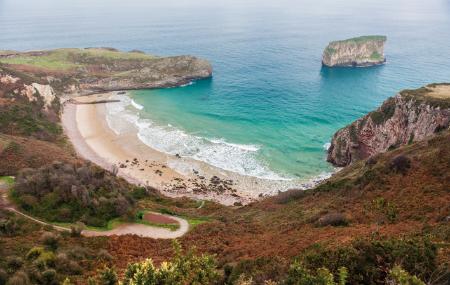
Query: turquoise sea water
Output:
[[2, 0, 450, 180]]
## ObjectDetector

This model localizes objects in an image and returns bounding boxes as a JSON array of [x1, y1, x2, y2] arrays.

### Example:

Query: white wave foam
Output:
[[105, 94, 289, 181], [323, 142, 331, 151], [131, 99, 144, 110]]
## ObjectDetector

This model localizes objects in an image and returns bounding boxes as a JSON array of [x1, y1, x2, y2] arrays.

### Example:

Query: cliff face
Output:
[[322, 35, 386, 67], [0, 48, 213, 95], [327, 84, 450, 166]]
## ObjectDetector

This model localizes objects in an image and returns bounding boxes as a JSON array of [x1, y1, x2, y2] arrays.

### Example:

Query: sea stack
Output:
[[322, 35, 387, 67]]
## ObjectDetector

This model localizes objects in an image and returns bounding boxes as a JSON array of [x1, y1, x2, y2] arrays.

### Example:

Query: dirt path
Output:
[[0, 181, 189, 239]]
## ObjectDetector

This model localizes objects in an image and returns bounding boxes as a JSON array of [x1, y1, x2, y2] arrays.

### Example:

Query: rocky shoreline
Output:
[[327, 83, 450, 166]]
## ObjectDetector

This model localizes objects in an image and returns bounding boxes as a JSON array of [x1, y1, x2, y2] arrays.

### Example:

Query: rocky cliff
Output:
[[322, 35, 386, 67], [327, 83, 450, 166], [0, 48, 212, 95]]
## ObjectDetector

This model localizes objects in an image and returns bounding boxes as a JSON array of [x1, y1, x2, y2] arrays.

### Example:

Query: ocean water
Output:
[[2, 0, 450, 181]]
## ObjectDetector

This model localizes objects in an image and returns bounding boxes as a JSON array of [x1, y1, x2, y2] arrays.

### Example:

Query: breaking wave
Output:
[[105, 94, 289, 180]]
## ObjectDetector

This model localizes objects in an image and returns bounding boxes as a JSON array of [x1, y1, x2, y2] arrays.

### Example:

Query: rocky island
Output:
[[322, 35, 387, 67], [327, 83, 450, 166]]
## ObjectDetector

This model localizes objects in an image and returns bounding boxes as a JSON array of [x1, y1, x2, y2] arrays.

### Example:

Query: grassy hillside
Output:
[[0, 48, 155, 71]]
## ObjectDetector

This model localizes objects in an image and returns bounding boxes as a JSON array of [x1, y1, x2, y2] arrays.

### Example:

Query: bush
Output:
[[55, 253, 82, 275], [26, 247, 55, 269], [41, 269, 57, 284], [5, 271, 30, 285], [97, 249, 113, 262], [70, 222, 84, 237], [41, 232, 59, 251], [274, 189, 307, 204], [389, 155, 411, 174], [298, 237, 437, 284], [225, 257, 288, 284], [285, 263, 347, 285], [0, 217, 19, 236], [387, 266, 425, 285], [98, 266, 118, 285], [14, 162, 137, 227], [316, 213, 349, 227], [0, 269, 7, 285], [6, 256, 23, 273], [120, 241, 218, 285]]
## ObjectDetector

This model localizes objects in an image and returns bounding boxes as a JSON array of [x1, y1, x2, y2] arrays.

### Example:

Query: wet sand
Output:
[[62, 92, 329, 206]]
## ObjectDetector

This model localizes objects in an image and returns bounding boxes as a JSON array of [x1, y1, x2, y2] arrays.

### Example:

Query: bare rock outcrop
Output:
[[327, 84, 450, 166], [322, 35, 386, 67]]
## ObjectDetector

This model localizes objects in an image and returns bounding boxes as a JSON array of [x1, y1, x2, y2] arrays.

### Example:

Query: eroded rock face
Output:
[[322, 35, 386, 67], [327, 84, 450, 166]]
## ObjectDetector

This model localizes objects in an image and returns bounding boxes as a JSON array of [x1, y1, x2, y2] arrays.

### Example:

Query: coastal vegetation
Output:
[[11, 162, 137, 227], [0, 50, 449, 284]]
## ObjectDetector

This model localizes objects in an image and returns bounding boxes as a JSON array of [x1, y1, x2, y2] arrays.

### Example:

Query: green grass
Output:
[[185, 217, 209, 228], [0, 176, 15, 185], [370, 51, 383, 60], [331, 35, 387, 45], [0, 52, 79, 70], [0, 48, 156, 71]]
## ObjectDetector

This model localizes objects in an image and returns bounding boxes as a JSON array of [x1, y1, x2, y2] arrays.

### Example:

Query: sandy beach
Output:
[[62, 92, 328, 206]]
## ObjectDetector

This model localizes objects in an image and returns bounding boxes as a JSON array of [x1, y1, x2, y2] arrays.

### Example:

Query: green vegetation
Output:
[[0, 176, 15, 185], [369, 97, 396, 125], [12, 162, 137, 227], [0, 219, 109, 285], [89, 241, 218, 285], [370, 51, 383, 60], [0, 95, 62, 141], [324, 46, 337, 55], [297, 236, 437, 284], [0, 48, 156, 71], [331, 35, 387, 45]]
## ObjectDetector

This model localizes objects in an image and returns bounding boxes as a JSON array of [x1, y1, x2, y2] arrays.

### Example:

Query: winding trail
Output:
[[0, 180, 189, 239]]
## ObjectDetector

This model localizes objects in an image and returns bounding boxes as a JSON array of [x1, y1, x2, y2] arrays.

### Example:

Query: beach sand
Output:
[[62, 92, 327, 206]]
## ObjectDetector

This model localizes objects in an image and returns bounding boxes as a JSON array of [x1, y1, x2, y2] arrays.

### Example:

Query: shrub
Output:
[[274, 189, 307, 204], [0, 269, 7, 285], [225, 257, 288, 284], [14, 162, 136, 227], [387, 266, 425, 285], [371, 197, 398, 224], [316, 213, 349, 227], [5, 271, 30, 285], [41, 269, 57, 284], [0, 217, 19, 236], [120, 241, 218, 285], [55, 253, 82, 274], [70, 222, 84, 237], [98, 266, 118, 285], [26, 247, 55, 269], [6, 256, 23, 273], [389, 155, 411, 174], [299, 237, 437, 284], [41, 232, 59, 251], [97, 249, 113, 262], [284, 262, 347, 285]]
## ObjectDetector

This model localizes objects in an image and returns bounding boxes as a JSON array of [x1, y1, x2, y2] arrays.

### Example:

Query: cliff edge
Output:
[[327, 83, 450, 166], [322, 35, 387, 67]]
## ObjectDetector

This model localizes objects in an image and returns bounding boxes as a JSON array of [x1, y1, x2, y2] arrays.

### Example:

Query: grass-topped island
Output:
[[322, 35, 387, 67]]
